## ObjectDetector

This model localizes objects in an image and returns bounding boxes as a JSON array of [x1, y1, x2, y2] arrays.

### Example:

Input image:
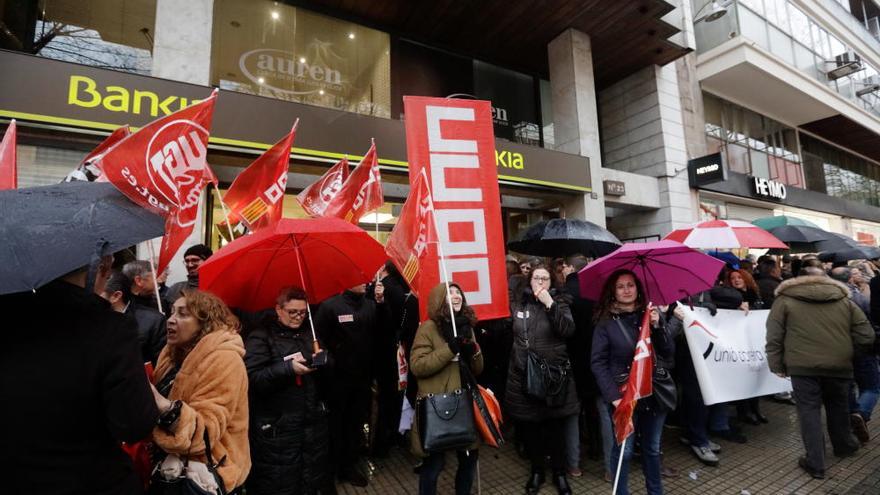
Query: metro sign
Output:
[[404, 96, 509, 321]]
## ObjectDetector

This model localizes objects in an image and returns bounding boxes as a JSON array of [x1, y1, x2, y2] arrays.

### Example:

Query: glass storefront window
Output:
[[17, 144, 85, 187], [0, 0, 156, 75], [539, 79, 555, 149], [211, 0, 391, 118], [802, 134, 880, 207]]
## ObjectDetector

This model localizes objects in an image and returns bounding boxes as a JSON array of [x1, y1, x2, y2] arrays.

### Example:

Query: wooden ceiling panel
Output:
[[286, 0, 689, 88]]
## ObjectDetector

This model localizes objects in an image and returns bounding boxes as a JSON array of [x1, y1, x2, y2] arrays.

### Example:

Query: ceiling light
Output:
[[360, 212, 393, 224], [299, 57, 306, 63], [348, 32, 355, 39], [270, 11, 280, 20], [257, 77, 265, 84]]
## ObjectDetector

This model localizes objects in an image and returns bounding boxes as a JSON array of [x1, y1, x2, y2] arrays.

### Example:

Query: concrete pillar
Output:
[[144, 0, 215, 286], [548, 29, 605, 226]]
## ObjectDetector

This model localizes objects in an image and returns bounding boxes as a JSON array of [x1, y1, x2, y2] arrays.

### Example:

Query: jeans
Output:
[[851, 355, 880, 421], [608, 403, 666, 495], [418, 449, 478, 495], [708, 403, 731, 432], [597, 396, 613, 472], [791, 376, 859, 472], [563, 412, 581, 469]]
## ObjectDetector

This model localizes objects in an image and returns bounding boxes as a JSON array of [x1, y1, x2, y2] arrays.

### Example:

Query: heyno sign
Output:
[[751, 176, 787, 201]]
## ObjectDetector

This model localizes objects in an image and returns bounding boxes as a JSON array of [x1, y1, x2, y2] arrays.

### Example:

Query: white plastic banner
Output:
[[680, 306, 792, 405]]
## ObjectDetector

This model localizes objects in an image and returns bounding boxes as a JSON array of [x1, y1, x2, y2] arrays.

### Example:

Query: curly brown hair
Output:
[[169, 289, 240, 365], [593, 269, 647, 323]]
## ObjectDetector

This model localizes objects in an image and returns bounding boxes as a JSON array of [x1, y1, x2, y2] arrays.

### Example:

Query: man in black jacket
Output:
[[165, 243, 212, 304], [245, 286, 335, 495], [0, 256, 159, 494], [122, 260, 166, 365], [315, 282, 389, 487]]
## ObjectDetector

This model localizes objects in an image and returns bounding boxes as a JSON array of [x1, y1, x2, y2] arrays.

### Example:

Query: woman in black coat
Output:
[[244, 287, 334, 495], [591, 270, 677, 495], [505, 266, 578, 495]]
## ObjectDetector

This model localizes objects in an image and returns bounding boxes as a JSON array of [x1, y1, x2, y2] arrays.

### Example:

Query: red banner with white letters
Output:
[[403, 96, 509, 321]]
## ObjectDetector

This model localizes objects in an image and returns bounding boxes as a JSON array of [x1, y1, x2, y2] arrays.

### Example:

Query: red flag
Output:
[[221, 123, 296, 232], [68, 126, 131, 182], [322, 141, 383, 224], [94, 90, 218, 222], [296, 157, 349, 217], [0, 119, 16, 190], [385, 169, 436, 298], [612, 307, 655, 445]]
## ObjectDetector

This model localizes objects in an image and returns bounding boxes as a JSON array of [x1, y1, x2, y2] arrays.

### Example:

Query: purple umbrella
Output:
[[578, 240, 726, 305]]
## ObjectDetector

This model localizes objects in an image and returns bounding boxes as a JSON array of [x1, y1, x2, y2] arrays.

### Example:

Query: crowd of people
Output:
[[2, 242, 878, 495]]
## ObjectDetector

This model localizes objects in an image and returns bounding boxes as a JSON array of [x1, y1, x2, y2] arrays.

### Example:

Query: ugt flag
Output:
[[65, 126, 131, 182], [0, 119, 16, 190], [613, 307, 654, 445], [322, 141, 383, 224], [385, 169, 436, 299], [222, 122, 297, 232], [296, 157, 349, 217]]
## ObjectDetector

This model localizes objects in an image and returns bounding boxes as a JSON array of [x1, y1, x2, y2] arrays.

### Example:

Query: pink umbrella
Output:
[[578, 240, 726, 305], [664, 219, 787, 249]]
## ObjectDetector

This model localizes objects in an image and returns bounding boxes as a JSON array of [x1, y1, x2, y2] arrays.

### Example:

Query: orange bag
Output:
[[472, 384, 504, 448]]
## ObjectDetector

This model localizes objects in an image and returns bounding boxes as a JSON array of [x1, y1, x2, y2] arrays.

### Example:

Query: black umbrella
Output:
[[813, 232, 860, 253], [0, 181, 165, 294], [818, 246, 880, 263], [764, 225, 832, 254], [507, 218, 621, 257]]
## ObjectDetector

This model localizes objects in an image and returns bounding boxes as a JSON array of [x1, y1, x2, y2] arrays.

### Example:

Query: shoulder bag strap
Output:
[[203, 429, 228, 495]]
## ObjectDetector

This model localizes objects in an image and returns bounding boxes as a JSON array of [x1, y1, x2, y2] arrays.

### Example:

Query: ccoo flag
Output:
[[0, 120, 16, 190], [296, 157, 349, 217], [385, 169, 436, 299], [612, 306, 655, 445], [322, 140, 383, 224], [222, 122, 297, 232]]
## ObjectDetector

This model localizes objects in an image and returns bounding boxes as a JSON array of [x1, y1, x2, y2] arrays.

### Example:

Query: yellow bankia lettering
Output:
[[68, 75, 194, 117]]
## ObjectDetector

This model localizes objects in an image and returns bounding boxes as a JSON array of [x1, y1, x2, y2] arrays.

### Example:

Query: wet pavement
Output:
[[337, 399, 880, 494]]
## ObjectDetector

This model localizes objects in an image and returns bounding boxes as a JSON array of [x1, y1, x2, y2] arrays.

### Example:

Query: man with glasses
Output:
[[244, 286, 335, 495], [165, 244, 213, 305]]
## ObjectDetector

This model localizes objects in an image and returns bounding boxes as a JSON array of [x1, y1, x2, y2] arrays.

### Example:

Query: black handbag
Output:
[[614, 317, 677, 412], [149, 414, 228, 495], [521, 305, 571, 407], [418, 387, 476, 452]]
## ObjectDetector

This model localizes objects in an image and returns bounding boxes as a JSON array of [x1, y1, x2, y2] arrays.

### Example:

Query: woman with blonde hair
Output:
[[149, 290, 250, 494]]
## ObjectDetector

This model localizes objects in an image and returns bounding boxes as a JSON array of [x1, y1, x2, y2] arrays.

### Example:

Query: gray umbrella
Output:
[[813, 232, 860, 253], [507, 218, 621, 257], [818, 246, 880, 263], [0, 181, 165, 294], [765, 225, 832, 254]]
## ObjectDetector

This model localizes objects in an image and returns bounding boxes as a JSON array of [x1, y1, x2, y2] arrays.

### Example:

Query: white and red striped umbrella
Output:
[[664, 219, 788, 249]]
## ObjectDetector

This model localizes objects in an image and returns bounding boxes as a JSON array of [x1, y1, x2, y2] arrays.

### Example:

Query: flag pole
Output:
[[421, 168, 458, 338], [146, 239, 164, 315], [213, 183, 237, 242], [291, 235, 322, 354], [611, 435, 627, 495]]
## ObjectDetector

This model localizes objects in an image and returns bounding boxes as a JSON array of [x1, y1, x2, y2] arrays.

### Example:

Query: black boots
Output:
[[525, 468, 545, 495], [552, 471, 572, 495]]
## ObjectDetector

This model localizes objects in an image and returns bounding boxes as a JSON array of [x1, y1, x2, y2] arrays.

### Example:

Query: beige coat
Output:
[[153, 330, 251, 492]]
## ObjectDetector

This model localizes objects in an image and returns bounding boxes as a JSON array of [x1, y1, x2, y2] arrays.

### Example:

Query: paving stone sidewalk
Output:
[[337, 399, 880, 494]]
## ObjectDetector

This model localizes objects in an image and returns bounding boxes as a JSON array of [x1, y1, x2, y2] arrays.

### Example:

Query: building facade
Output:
[[4, 1, 880, 283]]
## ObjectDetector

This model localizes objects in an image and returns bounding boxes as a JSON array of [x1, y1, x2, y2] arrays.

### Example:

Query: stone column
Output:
[[548, 29, 605, 226], [145, 0, 215, 286]]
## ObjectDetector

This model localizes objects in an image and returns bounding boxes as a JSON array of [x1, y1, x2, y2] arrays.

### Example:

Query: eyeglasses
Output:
[[532, 276, 551, 282], [286, 309, 308, 318]]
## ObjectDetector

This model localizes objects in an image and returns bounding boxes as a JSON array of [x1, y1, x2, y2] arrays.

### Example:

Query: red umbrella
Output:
[[199, 217, 386, 311], [663, 219, 787, 249]]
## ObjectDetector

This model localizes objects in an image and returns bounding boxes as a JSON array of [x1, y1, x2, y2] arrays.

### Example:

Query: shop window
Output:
[[212, 0, 391, 118], [0, 0, 156, 75], [17, 144, 86, 187], [207, 186, 399, 250], [540, 79, 554, 149], [725, 143, 751, 175], [473, 61, 539, 145]]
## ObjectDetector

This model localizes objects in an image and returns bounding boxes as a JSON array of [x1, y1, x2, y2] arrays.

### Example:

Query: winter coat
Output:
[[591, 309, 675, 405], [756, 274, 781, 308], [563, 272, 598, 400], [245, 318, 331, 495], [314, 290, 389, 383], [409, 284, 484, 458], [153, 330, 251, 492], [766, 276, 875, 379], [166, 274, 198, 306], [0, 280, 158, 495], [504, 287, 579, 422], [129, 299, 166, 365]]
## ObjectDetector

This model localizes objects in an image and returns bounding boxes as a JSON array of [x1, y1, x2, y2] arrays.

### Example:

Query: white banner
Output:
[[680, 306, 792, 405]]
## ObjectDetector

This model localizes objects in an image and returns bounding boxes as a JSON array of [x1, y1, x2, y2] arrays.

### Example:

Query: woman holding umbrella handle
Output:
[[591, 269, 678, 495]]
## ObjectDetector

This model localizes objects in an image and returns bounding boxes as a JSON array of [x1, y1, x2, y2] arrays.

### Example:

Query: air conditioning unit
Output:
[[868, 17, 880, 42], [856, 75, 880, 97], [827, 50, 863, 80]]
